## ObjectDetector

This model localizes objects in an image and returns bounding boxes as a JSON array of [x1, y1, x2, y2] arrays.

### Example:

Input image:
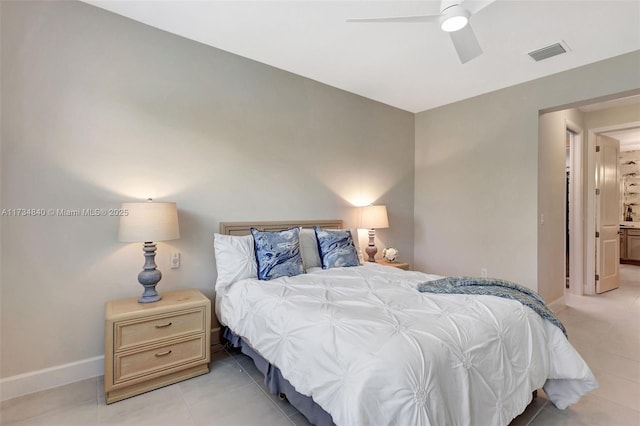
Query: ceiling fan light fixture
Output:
[[439, 5, 469, 32]]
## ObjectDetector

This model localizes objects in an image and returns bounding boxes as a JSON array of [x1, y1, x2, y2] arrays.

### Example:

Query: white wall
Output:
[[0, 1, 415, 382], [414, 51, 640, 300]]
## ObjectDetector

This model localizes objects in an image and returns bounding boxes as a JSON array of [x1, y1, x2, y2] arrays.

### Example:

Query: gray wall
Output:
[[584, 104, 640, 134], [414, 51, 640, 301], [0, 1, 415, 378]]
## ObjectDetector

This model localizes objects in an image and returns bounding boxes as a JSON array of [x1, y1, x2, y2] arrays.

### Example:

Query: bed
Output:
[[213, 220, 597, 426]]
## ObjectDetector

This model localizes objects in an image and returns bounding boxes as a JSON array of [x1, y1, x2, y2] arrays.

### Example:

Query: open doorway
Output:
[[588, 124, 640, 294], [540, 91, 640, 303]]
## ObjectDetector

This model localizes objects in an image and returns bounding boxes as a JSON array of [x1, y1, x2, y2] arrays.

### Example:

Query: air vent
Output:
[[528, 41, 570, 62]]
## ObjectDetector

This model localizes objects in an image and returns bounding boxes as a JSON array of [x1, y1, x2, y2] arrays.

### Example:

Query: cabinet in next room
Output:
[[620, 227, 640, 264]]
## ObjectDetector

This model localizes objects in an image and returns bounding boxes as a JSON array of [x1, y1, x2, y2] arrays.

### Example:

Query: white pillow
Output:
[[213, 233, 257, 290], [299, 228, 322, 269], [299, 227, 363, 269], [350, 228, 365, 264]]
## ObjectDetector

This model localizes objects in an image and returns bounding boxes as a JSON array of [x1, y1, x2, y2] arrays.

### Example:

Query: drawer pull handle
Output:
[[154, 350, 172, 357], [155, 322, 172, 329]]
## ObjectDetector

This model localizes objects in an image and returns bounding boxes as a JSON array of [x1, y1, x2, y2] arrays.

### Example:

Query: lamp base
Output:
[[137, 242, 163, 304], [366, 229, 377, 262], [138, 286, 162, 303], [365, 245, 378, 262]]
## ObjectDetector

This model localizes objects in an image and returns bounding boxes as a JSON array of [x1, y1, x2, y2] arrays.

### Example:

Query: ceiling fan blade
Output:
[[347, 15, 439, 24], [461, 0, 496, 15], [449, 24, 483, 63]]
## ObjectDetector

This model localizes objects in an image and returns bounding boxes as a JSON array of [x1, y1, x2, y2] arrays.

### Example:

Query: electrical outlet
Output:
[[481, 268, 488, 278], [170, 252, 181, 269]]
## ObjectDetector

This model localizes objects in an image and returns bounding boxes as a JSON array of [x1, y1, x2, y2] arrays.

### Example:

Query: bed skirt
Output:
[[223, 327, 336, 426], [223, 328, 538, 425]]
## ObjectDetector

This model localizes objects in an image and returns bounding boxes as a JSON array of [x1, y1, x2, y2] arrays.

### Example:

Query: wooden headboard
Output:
[[220, 220, 343, 236]]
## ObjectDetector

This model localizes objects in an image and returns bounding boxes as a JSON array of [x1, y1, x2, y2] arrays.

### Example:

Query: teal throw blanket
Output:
[[417, 277, 567, 337]]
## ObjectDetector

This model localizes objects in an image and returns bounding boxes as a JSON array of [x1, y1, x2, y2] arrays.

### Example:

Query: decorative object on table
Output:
[[118, 198, 180, 303], [360, 205, 389, 262], [382, 247, 399, 262]]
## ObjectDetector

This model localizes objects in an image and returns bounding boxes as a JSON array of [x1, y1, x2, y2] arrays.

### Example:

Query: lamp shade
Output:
[[118, 201, 180, 243], [360, 205, 389, 229]]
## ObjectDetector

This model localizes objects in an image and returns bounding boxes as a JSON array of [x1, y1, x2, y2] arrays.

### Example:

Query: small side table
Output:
[[104, 289, 211, 404], [376, 259, 410, 270]]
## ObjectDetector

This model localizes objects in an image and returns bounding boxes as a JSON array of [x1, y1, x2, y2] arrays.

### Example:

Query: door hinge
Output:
[[596, 145, 601, 152], [596, 231, 600, 238], [595, 274, 600, 281], [595, 188, 601, 195]]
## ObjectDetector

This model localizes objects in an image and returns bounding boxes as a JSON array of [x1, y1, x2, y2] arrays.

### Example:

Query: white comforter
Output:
[[216, 263, 597, 426]]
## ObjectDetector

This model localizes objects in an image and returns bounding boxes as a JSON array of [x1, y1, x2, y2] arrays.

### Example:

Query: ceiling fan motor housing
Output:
[[439, 5, 470, 32]]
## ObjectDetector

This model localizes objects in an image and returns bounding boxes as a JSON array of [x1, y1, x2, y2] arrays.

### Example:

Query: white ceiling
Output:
[[604, 128, 640, 151], [84, 0, 640, 113]]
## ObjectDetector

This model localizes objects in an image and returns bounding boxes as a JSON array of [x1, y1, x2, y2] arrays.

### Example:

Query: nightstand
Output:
[[104, 289, 211, 404], [376, 259, 410, 270]]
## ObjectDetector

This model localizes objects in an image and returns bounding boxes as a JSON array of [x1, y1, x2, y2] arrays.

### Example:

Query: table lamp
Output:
[[360, 205, 389, 262], [118, 199, 180, 303]]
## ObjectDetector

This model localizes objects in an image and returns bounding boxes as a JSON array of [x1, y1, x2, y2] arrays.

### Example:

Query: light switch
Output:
[[170, 252, 181, 269]]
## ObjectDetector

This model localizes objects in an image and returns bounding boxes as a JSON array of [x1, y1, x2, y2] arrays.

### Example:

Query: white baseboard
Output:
[[0, 331, 224, 402], [0, 356, 104, 402], [211, 326, 222, 346], [548, 295, 566, 314]]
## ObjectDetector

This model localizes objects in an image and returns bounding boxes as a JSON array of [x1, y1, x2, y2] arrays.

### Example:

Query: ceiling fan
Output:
[[347, 0, 495, 64]]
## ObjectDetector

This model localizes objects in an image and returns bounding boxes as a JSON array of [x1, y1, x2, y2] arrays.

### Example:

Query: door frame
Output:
[[585, 120, 640, 295], [566, 120, 584, 295]]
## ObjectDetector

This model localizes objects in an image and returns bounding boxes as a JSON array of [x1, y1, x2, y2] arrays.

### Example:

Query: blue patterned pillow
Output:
[[250, 227, 305, 280], [314, 226, 360, 269]]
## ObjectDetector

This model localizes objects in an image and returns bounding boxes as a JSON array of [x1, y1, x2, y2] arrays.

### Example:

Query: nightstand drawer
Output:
[[114, 308, 206, 351], [114, 335, 207, 384]]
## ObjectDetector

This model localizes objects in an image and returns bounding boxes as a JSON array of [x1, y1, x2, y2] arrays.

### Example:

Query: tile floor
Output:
[[2, 265, 639, 426]]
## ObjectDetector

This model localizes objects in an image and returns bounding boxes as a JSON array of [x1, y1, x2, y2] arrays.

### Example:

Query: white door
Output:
[[596, 135, 620, 294]]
